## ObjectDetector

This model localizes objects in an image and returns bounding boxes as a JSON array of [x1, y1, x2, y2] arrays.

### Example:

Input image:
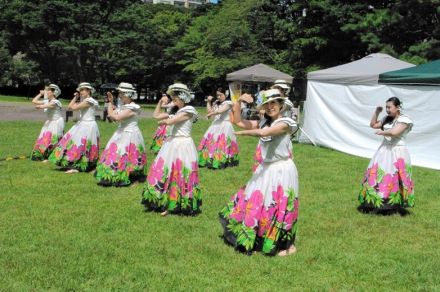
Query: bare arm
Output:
[[35, 101, 56, 109], [32, 90, 44, 105], [206, 102, 231, 118], [231, 98, 258, 130], [68, 92, 92, 111], [159, 112, 191, 126], [235, 121, 289, 137], [108, 108, 136, 122], [375, 123, 408, 138], [153, 97, 170, 120], [370, 106, 383, 129]]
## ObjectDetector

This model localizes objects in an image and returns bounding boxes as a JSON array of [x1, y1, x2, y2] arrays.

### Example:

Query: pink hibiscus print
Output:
[[104, 143, 119, 166], [89, 144, 99, 161], [243, 190, 264, 228], [39, 131, 52, 147], [272, 185, 288, 222], [126, 143, 139, 166], [170, 159, 183, 184], [230, 189, 247, 222], [66, 144, 81, 162], [229, 140, 238, 156], [378, 174, 398, 199], [284, 199, 299, 230], [394, 158, 408, 180], [257, 207, 274, 237], [366, 163, 379, 186], [118, 155, 128, 171], [59, 133, 72, 148], [147, 157, 165, 186], [217, 134, 226, 152], [169, 185, 178, 201]]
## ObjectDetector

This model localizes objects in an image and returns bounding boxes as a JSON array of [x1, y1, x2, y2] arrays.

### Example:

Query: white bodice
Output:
[[45, 99, 63, 120], [170, 106, 198, 137], [213, 100, 232, 121], [382, 114, 413, 146], [259, 117, 297, 163], [118, 103, 141, 132], [79, 98, 99, 121]]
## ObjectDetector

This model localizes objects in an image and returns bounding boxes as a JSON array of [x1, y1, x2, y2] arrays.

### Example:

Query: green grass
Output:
[[0, 119, 439, 291]]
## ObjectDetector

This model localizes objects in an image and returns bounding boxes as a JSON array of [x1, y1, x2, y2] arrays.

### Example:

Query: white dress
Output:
[[31, 99, 64, 160], [197, 100, 239, 169], [359, 115, 414, 209], [49, 97, 100, 171], [142, 106, 202, 215], [219, 117, 299, 255], [95, 103, 147, 186]]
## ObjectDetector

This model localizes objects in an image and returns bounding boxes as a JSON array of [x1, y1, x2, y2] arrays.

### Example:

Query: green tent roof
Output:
[[379, 59, 440, 85]]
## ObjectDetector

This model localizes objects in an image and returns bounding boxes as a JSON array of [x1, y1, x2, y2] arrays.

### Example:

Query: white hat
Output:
[[76, 82, 95, 94], [256, 88, 286, 109], [116, 82, 136, 93], [116, 82, 137, 99], [166, 83, 194, 104], [48, 84, 61, 97], [271, 79, 291, 95]]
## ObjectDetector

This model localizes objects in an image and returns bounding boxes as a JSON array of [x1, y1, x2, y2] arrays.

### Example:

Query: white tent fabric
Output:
[[308, 53, 414, 85], [300, 82, 440, 170], [300, 53, 440, 170]]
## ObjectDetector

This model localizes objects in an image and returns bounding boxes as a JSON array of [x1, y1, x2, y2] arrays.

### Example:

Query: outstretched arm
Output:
[[159, 112, 191, 126], [235, 122, 289, 137]]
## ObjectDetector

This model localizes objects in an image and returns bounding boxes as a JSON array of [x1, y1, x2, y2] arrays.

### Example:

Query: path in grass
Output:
[[0, 119, 439, 290]]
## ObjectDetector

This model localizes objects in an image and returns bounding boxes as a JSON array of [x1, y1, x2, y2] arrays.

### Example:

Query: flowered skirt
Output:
[[198, 120, 239, 169], [142, 136, 202, 215], [95, 128, 147, 186], [150, 124, 168, 154], [31, 118, 64, 160], [49, 120, 100, 172], [219, 159, 299, 255], [359, 143, 414, 209]]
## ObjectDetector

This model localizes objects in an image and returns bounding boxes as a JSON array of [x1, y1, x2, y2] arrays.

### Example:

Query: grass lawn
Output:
[[0, 118, 439, 291]]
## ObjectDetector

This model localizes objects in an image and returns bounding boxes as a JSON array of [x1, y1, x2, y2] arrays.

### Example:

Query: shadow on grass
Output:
[[357, 205, 411, 217]]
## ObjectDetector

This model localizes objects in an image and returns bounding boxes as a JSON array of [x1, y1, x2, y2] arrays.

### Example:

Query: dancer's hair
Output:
[[382, 96, 401, 130]]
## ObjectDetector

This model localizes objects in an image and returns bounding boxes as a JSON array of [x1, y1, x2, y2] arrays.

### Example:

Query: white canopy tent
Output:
[[300, 53, 440, 170]]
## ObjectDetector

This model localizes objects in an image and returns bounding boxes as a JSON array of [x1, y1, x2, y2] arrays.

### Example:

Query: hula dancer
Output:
[[95, 83, 147, 186], [31, 84, 64, 161], [141, 83, 202, 216], [219, 89, 299, 256], [359, 97, 415, 213], [198, 88, 239, 169], [49, 82, 100, 173]]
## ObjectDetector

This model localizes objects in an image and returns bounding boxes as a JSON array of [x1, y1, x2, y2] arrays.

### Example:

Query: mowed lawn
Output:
[[0, 116, 439, 291]]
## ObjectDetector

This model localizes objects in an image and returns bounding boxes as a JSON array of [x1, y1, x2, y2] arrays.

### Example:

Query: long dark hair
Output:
[[382, 96, 401, 130]]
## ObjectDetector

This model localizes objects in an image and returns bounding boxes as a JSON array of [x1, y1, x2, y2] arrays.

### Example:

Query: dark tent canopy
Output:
[[226, 63, 293, 84], [379, 59, 440, 85]]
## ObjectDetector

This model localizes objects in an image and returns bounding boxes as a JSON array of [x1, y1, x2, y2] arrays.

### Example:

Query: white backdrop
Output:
[[299, 81, 440, 170]]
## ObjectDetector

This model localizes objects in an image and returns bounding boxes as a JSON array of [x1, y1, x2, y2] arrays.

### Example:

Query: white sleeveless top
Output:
[[170, 106, 198, 137], [45, 99, 63, 121], [79, 98, 99, 121], [118, 103, 141, 132], [381, 114, 413, 146], [213, 100, 232, 122], [259, 117, 297, 163]]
